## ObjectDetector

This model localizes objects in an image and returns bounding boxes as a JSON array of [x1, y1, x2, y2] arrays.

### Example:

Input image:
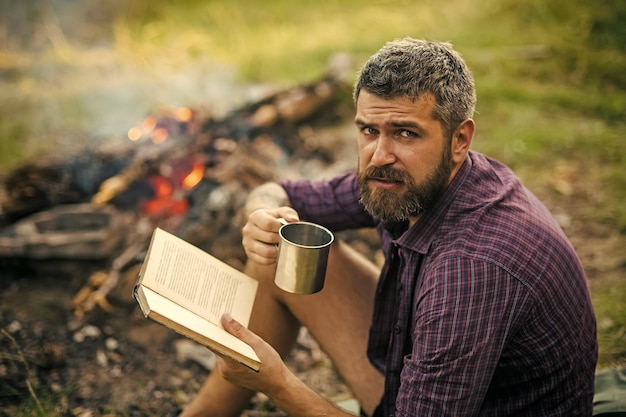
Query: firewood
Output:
[[71, 217, 153, 317]]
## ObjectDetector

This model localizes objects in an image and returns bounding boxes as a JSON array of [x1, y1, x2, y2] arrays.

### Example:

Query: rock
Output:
[[174, 339, 216, 371]]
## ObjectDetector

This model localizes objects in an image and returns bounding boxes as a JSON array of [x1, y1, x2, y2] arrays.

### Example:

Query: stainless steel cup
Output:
[[274, 220, 334, 294]]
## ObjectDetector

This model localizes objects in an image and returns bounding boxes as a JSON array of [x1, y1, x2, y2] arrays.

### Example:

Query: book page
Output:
[[141, 286, 260, 367], [139, 228, 258, 326]]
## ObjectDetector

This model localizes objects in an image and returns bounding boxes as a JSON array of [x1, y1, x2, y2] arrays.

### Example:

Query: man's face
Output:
[[355, 90, 454, 224]]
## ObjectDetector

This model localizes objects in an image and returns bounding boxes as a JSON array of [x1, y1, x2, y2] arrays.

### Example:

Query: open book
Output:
[[133, 227, 260, 371]]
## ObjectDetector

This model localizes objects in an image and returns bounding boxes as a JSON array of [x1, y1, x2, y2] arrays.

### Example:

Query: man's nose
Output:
[[370, 136, 397, 166]]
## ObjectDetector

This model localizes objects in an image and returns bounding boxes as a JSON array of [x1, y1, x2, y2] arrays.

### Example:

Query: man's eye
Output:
[[400, 130, 417, 138], [362, 127, 377, 135]]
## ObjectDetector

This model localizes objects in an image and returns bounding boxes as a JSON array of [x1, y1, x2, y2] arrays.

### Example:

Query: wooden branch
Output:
[[71, 217, 154, 317]]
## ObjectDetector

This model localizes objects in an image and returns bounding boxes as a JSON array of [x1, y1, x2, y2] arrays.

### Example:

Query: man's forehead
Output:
[[355, 91, 437, 120], [356, 89, 436, 105]]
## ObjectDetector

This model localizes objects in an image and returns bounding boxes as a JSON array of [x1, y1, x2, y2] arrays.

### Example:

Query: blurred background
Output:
[[0, 0, 624, 415]]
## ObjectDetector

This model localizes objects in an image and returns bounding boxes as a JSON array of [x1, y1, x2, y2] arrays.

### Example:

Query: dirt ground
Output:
[[1, 117, 625, 417], [0, 257, 354, 417]]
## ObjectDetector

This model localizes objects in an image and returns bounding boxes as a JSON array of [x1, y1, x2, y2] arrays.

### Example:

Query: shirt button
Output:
[[393, 325, 401, 334]]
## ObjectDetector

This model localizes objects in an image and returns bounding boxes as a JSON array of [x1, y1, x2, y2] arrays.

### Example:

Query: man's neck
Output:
[[409, 215, 422, 228]]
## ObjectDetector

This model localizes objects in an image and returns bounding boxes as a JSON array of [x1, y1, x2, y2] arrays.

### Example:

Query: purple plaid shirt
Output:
[[281, 151, 597, 417]]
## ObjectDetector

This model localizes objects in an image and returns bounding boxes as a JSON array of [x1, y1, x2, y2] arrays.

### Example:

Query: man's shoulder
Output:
[[453, 151, 562, 243], [437, 153, 582, 284]]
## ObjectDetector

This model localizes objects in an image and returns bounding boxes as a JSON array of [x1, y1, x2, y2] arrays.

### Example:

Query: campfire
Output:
[[0, 72, 373, 320]]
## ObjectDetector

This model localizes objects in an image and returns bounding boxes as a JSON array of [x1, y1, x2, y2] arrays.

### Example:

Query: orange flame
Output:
[[152, 176, 173, 198], [182, 160, 204, 189], [141, 176, 189, 216]]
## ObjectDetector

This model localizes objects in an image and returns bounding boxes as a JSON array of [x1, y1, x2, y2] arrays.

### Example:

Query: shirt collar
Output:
[[387, 153, 473, 254]]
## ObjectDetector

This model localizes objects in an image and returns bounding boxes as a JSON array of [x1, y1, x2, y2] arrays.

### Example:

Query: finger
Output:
[[248, 209, 282, 232], [252, 207, 298, 229], [242, 229, 280, 250], [221, 313, 262, 348], [246, 251, 277, 266], [273, 207, 299, 224], [242, 240, 280, 265], [243, 218, 283, 246]]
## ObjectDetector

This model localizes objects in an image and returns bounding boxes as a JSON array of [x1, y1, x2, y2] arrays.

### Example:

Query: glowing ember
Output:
[[141, 197, 188, 217], [127, 127, 142, 141], [141, 176, 189, 217], [152, 176, 173, 198], [182, 160, 204, 189], [127, 109, 194, 143], [151, 128, 169, 144], [127, 116, 158, 141], [175, 107, 194, 122], [141, 116, 158, 134]]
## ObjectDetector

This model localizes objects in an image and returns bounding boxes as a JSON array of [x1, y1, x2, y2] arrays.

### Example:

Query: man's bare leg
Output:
[[178, 261, 301, 417], [180, 240, 384, 417]]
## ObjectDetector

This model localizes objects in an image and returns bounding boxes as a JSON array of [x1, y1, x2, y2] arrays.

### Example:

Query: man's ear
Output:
[[450, 119, 475, 164]]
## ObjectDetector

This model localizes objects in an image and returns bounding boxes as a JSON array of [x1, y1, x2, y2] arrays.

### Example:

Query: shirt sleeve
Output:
[[280, 172, 377, 231], [397, 257, 532, 416]]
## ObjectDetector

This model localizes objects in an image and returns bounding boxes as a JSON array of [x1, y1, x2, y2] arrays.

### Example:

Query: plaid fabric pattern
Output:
[[281, 151, 597, 417]]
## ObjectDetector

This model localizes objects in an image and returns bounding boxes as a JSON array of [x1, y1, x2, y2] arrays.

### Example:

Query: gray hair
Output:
[[354, 38, 476, 139]]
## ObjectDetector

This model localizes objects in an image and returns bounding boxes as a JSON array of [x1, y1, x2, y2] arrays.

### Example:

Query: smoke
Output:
[[0, 0, 263, 159]]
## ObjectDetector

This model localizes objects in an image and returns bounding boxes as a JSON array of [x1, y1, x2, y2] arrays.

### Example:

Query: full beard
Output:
[[358, 147, 454, 223]]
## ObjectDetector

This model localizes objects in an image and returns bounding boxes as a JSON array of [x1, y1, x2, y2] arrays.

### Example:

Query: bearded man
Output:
[[178, 38, 597, 417]]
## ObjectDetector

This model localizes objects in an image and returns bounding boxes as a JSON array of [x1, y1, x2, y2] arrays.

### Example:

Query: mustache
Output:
[[362, 165, 410, 183]]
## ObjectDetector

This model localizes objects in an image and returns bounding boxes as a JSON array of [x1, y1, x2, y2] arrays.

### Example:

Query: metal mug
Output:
[[274, 219, 334, 294]]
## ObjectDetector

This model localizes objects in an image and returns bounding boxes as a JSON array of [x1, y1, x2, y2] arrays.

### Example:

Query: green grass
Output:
[[114, 0, 477, 82], [592, 274, 626, 367]]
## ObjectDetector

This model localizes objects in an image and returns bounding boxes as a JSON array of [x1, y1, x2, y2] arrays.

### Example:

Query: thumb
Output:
[[222, 313, 258, 346]]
